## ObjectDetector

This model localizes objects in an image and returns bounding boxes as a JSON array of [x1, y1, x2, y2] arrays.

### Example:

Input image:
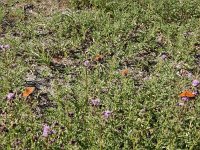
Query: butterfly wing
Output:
[[179, 90, 195, 98], [185, 91, 195, 98], [22, 87, 35, 97]]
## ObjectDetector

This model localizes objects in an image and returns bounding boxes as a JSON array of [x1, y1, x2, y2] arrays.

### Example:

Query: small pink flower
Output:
[[192, 80, 200, 87], [6, 92, 15, 100], [102, 110, 112, 119], [4, 44, 10, 49], [90, 98, 100, 107], [42, 124, 50, 137], [83, 60, 90, 67]]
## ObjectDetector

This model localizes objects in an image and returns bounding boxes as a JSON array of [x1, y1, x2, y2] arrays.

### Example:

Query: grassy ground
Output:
[[0, 0, 200, 149]]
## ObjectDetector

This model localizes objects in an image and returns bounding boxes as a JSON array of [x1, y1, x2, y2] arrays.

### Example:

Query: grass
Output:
[[0, 0, 200, 149]]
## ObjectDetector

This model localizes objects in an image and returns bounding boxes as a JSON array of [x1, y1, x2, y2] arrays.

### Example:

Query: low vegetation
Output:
[[0, 0, 200, 149]]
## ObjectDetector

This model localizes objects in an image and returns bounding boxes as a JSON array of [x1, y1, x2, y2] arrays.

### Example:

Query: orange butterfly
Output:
[[22, 87, 35, 97], [179, 90, 195, 98], [120, 69, 129, 76], [94, 54, 103, 61]]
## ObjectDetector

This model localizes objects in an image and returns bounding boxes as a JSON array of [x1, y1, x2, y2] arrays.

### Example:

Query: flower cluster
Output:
[[42, 124, 55, 137]]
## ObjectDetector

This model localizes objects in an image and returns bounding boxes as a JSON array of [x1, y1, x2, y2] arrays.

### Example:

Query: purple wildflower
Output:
[[83, 60, 90, 67], [181, 96, 190, 101], [193, 90, 199, 96], [6, 92, 15, 100], [42, 124, 50, 137], [102, 110, 112, 119], [192, 79, 200, 87], [4, 44, 10, 49], [90, 98, 100, 107]]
